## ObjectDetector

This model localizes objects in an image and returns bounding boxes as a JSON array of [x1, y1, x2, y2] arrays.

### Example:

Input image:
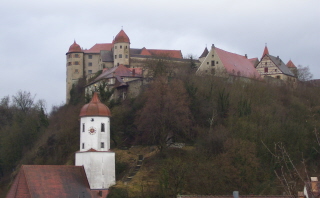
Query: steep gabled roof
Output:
[[6, 165, 96, 198], [83, 43, 113, 53], [268, 55, 295, 76], [215, 48, 261, 79], [199, 47, 209, 58], [286, 60, 297, 68], [140, 47, 152, 56]]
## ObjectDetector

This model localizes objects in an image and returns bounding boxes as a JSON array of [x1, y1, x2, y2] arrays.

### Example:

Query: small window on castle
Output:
[[68, 62, 71, 66], [88, 70, 92, 74], [207, 62, 209, 65], [216, 61, 219, 64], [82, 123, 85, 132], [88, 55, 92, 59], [82, 143, 85, 149], [275, 69, 277, 72], [115, 46, 117, 49], [115, 55, 117, 59], [119, 54, 122, 58], [68, 54, 71, 58], [264, 67, 268, 73], [212, 55, 214, 57], [75, 61, 79, 65], [120, 45, 122, 49], [125, 46, 128, 49], [101, 142, 105, 148], [75, 69, 79, 73], [88, 62, 92, 66], [75, 54, 79, 58], [265, 62, 267, 65], [101, 123, 105, 132], [125, 55, 128, 59], [211, 61, 215, 66]]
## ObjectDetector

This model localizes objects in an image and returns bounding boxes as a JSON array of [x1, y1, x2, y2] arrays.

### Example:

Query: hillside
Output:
[[1, 75, 320, 197]]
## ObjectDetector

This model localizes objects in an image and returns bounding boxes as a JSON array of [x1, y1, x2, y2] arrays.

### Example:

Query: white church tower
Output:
[[75, 92, 116, 189]]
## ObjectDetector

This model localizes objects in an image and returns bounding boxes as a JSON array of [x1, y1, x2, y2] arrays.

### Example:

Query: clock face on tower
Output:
[[88, 127, 96, 135]]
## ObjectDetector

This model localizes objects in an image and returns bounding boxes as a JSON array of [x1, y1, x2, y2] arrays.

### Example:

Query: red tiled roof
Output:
[[262, 45, 269, 58], [215, 47, 261, 79], [286, 60, 297, 68], [128, 67, 143, 75], [147, 49, 183, 59], [140, 47, 152, 56], [94, 64, 142, 83], [114, 30, 130, 43], [67, 41, 82, 53], [83, 43, 113, 53], [79, 92, 111, 117], [6, 165, 96, 198]]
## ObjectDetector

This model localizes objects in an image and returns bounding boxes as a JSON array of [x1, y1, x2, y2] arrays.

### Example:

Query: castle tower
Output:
[[75, 92, 116, 189], [66, 41, 84, 102], [113, 29, 130, 67]]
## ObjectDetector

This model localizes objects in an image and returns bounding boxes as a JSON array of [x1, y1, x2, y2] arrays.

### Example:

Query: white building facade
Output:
[[75, 92, 116, 189]]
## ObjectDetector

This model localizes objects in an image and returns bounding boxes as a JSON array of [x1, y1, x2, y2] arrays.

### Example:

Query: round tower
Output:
[[66, 41, 84, 103], [113, 29, 130, 67], [75, 92, 116, 189], [78, 92, 111, 151]]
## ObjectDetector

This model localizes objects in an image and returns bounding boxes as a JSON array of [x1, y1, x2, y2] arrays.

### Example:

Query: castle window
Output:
[[75, 54, 79, 58], [115, 55, 117, 59], [88, 62, 92, 66], [68, 62, 71, 66], [264, 67, 268, 73], [125, 46, 128, 49], [75, 69, 79, 73], [125, 55, 128, 58], [75, 61, 79, 65], [101, 123, 105, 132], [212, 55, 214, 57], [82, 123, 85, 132], [216, 61, 219, 64], [88, 55, 92, 59], [275, 69, 277, 72], [211, 61, 215, 66], [265, 62, 267, 65], [101, 142, 105, 148], [88, 70, 92, 74], [82, 143, 85, 149], [68, 54, 71, 58], [119, 54, 122, 58], [120, 45, 122, 49], [207, 62, 209, 65]]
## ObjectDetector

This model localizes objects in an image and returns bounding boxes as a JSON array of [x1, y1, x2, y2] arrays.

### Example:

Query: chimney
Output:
[[311, 177, 318, 193], [132, 68, 135, 77], [212, 44, 215, 49], [233, 191, 239, 198], [245, 54, 248, 58]]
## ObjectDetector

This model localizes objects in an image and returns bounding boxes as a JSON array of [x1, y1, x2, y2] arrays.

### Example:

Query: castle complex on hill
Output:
[[66, 29, 298, 103]]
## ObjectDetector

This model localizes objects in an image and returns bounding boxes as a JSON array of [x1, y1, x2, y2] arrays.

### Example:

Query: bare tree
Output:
[[297, 65, 313, 81], [12, 90, 35, 113]]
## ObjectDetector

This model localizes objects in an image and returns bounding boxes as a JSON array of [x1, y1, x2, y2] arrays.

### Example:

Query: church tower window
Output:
[[101, 123, 105, 132], [82, 123, 85, 132]]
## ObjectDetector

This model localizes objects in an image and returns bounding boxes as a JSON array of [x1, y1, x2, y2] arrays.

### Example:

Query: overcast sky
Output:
[[0, 0, 319, 112]]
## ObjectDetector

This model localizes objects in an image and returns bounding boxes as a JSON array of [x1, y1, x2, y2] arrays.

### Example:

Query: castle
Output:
[[66, 29, 298, 103]]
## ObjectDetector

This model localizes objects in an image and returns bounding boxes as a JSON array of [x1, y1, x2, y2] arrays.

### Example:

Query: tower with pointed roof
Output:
[[75, 92, 116, 189], [113, 29, 130, 67], [66, 41, 84, 102]]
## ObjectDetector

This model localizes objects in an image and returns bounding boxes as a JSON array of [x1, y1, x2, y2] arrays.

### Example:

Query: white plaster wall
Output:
[[80, 116, 110, 151], [75, 151, 116, 189]]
